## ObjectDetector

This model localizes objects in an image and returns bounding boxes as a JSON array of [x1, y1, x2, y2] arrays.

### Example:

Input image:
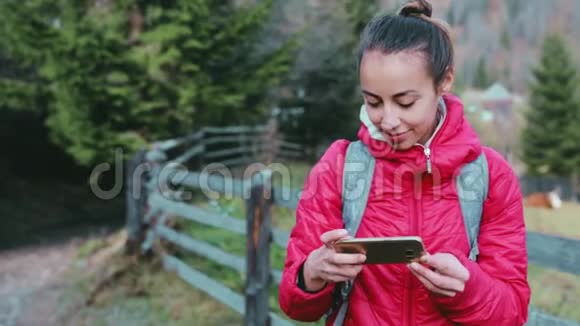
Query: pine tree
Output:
[[345, 0, 379, 42], [473, 57, 491, 89], [501, 28, 512, 51], [279, 0, 378, 151], [0, 0, 296, 166], [521, 34, 580, 179]]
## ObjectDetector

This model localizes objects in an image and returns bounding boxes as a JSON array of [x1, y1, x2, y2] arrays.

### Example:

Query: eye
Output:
[[399, 101, 415, 109], [365, 99, 382, 108]]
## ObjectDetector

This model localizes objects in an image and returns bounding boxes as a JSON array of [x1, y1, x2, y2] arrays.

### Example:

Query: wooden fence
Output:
[[126, 125, 580, 326]]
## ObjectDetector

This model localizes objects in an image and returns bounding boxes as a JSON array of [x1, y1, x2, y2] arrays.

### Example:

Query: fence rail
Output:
[[127, 124, 580, 326], [150, 122, 304, 167]]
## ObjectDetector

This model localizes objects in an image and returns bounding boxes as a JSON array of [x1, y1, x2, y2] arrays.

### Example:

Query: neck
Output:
[[418, 104, 445, 145], [418, 108, 442, 145]]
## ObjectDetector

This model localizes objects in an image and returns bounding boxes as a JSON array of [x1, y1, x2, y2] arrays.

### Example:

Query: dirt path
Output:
[[0, 239, 80, 326]]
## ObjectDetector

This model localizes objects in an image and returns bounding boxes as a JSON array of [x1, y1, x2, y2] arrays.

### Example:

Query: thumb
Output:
[[320, 229, 350, 246], [421, 253, 469, 280]]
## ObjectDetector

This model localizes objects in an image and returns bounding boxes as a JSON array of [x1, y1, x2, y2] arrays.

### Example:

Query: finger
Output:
[[322, 273, 355, 283], [320, 269, 362, 283], [320, 229, 349, 245], [409, 262, 465, 292], [409, 266, 456, 297], [328, 253, 367, 265], [420, 254, 469, 281], [321, 263, 363, 280]]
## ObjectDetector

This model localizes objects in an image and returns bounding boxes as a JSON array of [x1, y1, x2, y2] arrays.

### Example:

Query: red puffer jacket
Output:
[[278, 94, 530, 326]]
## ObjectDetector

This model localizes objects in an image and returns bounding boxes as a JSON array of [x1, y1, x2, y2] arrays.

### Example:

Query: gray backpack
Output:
[[328, 140, 489, 325]]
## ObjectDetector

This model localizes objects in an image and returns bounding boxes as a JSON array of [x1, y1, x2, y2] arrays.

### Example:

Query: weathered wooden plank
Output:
[[162, 254, 293, 326], [526, 307, 580, 326], [203, 125, 266, 134], [204, 146, 255, 159], [178, 171, 246, 197], [278, 140, 303, 150], [149, 191, 291, 248], [125, 148, 148, 254], [527, 231, 580, 275], [175, 167, 288, 202], [272, 186, 300, 210], [271, 269, 283, 285], [156, 225, 245, 272], [245, 182, 273, 326], [270, 312, 294, 326], [155, 130, 204, 151], [202, 135, 247, 145], [149, 193, 247, 235], [218, 156, 256, 167], [162, 254, 245, 314], [172, 143, 205, 165], [156, 225, 285, 284], [272, 228, 290, 249]]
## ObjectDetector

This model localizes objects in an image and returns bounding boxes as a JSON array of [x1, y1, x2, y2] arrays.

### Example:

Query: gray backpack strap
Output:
[[456, 152, 489, 261], [328, 140, 375, 326], [342, 140, 375, 236]]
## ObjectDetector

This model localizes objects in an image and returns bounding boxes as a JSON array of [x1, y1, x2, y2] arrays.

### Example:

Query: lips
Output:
[[386, 130, 411, 143]]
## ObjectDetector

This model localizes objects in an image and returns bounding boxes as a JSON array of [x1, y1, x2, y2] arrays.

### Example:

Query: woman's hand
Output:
[[302, 229, 367, 292], [408, 253, 470, 297]]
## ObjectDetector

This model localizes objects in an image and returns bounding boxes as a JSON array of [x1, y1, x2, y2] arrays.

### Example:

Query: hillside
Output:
[[272, 0, 580, 94]]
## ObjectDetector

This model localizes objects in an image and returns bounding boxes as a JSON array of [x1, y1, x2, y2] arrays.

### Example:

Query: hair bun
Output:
[[399, 0, 433, 18]]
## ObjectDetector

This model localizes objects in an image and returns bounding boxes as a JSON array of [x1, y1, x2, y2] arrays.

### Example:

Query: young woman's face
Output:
[[359, 50, 453, 150]]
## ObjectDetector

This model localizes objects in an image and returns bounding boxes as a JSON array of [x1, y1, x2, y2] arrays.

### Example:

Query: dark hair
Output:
[[357, 0, 454, 87]]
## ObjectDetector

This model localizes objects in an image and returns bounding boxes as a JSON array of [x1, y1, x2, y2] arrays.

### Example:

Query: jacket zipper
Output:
[[415, 132, 437, 175], [407, 178, 426, 326], [408, 100, 445, 324], [415, 101, 445, 174]]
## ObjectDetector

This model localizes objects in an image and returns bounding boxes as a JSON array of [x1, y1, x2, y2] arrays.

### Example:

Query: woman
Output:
[[278, 0, 531, 325]]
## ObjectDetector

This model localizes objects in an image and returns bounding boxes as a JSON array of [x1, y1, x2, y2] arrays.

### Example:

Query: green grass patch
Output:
[[75, 238, 108, 260], [528, 264, 580, 321], [181, 220, 287, 273]]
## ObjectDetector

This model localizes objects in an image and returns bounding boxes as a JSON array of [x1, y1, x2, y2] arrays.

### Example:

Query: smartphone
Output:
[[334, 236, 426, 264]]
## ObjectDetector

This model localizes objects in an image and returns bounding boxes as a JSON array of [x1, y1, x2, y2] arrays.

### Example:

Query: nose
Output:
[[380, 106, 401, 131]]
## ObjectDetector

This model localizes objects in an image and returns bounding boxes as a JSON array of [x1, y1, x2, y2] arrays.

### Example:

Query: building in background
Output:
[[461, 82, 527, 173]]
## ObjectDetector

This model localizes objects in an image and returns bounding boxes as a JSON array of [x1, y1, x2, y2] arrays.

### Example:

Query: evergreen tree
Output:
[[345, 0, 379, 41], [501, 28, 512, 51], [521, 34, 580, 178], [0, 0, 296, 166], [473, 57, 491, 89], [279, 0, 378, 151]]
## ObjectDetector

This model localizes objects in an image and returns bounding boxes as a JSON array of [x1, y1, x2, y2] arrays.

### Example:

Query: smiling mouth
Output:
[[386, 130, 411, 137]]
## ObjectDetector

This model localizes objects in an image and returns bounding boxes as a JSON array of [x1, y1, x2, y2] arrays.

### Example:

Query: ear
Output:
[[438, 67, 455, 95]]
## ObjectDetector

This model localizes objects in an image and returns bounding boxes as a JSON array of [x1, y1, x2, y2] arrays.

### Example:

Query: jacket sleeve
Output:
[[278, 140, 349, 322], [432, 148, 531, 325]]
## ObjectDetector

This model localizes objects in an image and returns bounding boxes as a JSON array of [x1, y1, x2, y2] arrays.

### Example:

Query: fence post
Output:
[[245, 170, 273, 326], [125, 147, 148, 255]]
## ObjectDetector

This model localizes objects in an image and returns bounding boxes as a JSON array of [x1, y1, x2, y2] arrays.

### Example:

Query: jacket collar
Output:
[[359, 97, 447, 146], [357, 93, 482, 178]]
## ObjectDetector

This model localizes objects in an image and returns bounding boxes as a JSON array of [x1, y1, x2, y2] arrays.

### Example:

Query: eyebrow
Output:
[[362, 90, 419, 99]]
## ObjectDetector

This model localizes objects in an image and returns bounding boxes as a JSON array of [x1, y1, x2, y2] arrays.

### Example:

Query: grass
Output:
[[524, 203, 580, 239], [61, 161, 580, 324], [75, 238, 109, 260], [523, 203, 580, 321], [58, 233, 243, 326]]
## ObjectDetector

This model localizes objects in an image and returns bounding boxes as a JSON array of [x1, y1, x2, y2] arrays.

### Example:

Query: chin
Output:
[[392, 141, 414, 151]]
